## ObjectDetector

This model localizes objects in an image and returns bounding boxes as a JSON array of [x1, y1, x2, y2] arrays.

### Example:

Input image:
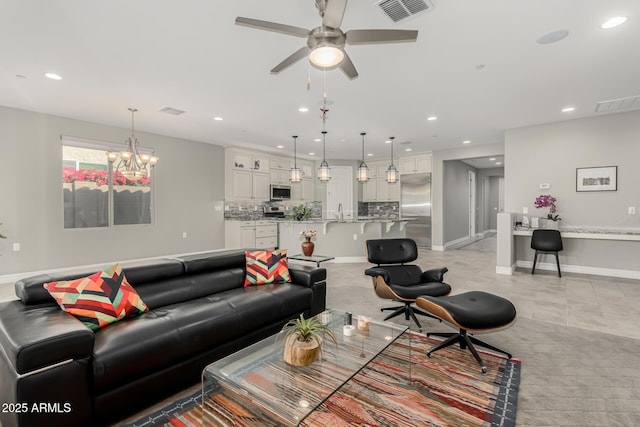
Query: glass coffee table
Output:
[[201, 309, 409, 426]]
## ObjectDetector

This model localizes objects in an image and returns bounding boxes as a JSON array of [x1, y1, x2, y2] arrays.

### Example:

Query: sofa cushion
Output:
[[43, 264, 149, 331], [92, 310, 182, 393], [244, 249, 290, 286]]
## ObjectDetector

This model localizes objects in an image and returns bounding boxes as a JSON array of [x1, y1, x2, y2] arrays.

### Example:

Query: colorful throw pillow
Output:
[[244, 249, 291, 286], [43, 263, 149, 331]]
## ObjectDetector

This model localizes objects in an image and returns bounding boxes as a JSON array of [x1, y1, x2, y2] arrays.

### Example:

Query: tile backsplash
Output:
[[224, 201, 322, 220], [358, 201, 400, 218]]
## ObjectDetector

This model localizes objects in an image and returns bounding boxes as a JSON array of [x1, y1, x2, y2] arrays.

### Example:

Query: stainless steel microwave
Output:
[[270, 185, 291, 200]]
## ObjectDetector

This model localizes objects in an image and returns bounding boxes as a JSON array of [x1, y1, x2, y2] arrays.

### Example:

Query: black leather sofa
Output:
[[0, 250, 327, 427]]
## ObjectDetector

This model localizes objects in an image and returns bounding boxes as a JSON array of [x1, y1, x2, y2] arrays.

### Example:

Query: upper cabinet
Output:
[[231, 151, 270, 172], [362, 160, 400, 202], [399, 154, 431, 175], [226, 149, 270, 201]]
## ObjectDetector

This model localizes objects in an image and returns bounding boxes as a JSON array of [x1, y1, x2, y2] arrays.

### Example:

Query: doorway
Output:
[[469, 170, 476, 238]]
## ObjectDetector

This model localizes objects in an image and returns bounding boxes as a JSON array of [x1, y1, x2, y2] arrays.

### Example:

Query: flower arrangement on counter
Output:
[[299, 229, 317, 240], [534, 194, 561, 221]]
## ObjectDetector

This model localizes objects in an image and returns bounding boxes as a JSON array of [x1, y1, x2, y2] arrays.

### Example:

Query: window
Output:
[[63, 138, 154, 229]]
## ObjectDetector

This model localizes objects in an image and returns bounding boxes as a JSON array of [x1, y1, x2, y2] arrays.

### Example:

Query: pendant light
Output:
[[107, 108, 158, 181], [386, 136, 398, 184], [357, 132, 370, 182], [317, 131, 331, 182], [290, 135, 302, 183]]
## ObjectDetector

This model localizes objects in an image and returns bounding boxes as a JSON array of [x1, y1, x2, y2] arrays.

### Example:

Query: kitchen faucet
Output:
[[338, 203, 343, 221]]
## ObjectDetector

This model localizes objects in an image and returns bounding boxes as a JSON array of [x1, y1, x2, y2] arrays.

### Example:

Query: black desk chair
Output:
[[364, 238, 451, 332], [531, 229, 563, 277]]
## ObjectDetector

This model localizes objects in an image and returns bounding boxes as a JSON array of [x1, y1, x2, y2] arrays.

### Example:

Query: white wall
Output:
[[0, 106, 226, 277], [505, 110, 640, 228]]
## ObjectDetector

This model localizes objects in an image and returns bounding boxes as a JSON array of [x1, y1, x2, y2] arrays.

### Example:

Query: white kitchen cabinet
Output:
[[399, 154, 431, 174], [376, 179, 400, 201], [290, 178, 314, 201], [270, 169, 290, 186], [231, 151, 270, 172], [362, 161, 400, 202], [225, 220, 278, 249], [363, 179, 377, 202], [231, 170, 270, 200], [270, 157, 291, 171]]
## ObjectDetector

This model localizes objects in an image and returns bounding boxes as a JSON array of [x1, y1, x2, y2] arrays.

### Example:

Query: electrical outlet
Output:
[[629, 206, 637, 215], [13, 243, 20, 252], [224, 205, 229, 211], [254, 206, 258, 211], [182, 232, 187, 239], [238, 206, 242, 211], [353, 234, 358, 240], [523, 207, 528, 214]]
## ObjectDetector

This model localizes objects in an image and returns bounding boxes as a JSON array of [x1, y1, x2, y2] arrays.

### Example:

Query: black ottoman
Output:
[[415, 291, 516, 373]]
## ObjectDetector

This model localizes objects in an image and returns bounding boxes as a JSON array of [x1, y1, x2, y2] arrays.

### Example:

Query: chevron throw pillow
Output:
[[44, 263, 149, 331], [244, 249, 291, 286]]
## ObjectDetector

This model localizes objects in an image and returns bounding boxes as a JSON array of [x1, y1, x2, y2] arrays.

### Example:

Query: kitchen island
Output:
[[278, 218, 411, 261]]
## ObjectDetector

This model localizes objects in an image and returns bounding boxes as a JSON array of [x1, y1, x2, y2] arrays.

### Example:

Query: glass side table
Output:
[[287, 254, 335, 267]]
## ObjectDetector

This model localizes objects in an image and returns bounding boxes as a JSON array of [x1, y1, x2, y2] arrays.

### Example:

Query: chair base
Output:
[[532, 250, 562, 277], [381, 302, 441, 332], [426, 329, 512, 374]]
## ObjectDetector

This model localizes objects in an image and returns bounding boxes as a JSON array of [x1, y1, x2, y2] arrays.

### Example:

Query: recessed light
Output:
[[298, 107, 309, 112], [601, 17, 627, 29], [367, 153, 373, 157], [536, 30, 569, 45], [309, 152, 315, 156], [276, 145, 284, 149], [44, 73, 62, 80], [385, 140, 392, 144], [562, 107, 575, 113], [427, 116, 438, 121], [462, 140, 471, 144], [313, 138, 321, 142], [405, 148, 413, 152], [213, 116, 223, 121], [489, 157, 496, 161], [496, 162, 503, 165]]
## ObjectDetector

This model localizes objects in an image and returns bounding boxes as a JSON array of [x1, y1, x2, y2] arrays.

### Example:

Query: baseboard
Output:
[[496, 263, 517, 275], [444, 236, 470, 248], [431, 245, 445, 251], [516, 260, 640, 280]]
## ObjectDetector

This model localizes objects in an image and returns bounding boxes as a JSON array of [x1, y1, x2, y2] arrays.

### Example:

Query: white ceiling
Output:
[[2, 0, 639, 163]]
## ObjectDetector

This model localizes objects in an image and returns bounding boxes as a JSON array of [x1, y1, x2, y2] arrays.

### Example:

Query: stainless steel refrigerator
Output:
[[401, 173, 432, 248]]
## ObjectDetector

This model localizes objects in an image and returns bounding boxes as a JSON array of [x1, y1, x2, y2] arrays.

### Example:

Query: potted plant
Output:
[[278, 314, 338, 367], [299, 229, 317, 256], [287, 204, 312, 221], [534, 194, 561, 228]]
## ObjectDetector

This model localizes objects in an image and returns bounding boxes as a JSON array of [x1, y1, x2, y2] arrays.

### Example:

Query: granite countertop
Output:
[[514, 225, 640, 235], [226, 217, 413, 223]]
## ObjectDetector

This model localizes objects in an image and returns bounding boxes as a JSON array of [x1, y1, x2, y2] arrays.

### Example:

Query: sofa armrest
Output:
[[364, 267, 390, 284], [0, 301, 94, 375], [421, 267, 449, 283], [289, 266, 326, 287]]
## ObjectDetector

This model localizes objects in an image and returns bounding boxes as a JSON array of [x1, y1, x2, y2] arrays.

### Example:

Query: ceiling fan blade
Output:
[[271, 46, 309, 74], [339, 51, 358, 80], [322, 0, 348, 29], [346, 29, 419, 44], [235, 17, 309, 38]]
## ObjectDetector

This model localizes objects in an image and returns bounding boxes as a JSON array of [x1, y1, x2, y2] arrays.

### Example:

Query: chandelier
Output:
[[107, 108, 158, 181], [290, 135, 302, 183], [386, 136, 398, 184], [357, 132, 369, 182]]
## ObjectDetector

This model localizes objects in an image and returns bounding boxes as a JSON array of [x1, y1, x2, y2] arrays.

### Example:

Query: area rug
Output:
[[123, 332, 520, 427]]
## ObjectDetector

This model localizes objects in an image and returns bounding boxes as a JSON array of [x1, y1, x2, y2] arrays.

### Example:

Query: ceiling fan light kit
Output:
[[235, 0, 418, 80]]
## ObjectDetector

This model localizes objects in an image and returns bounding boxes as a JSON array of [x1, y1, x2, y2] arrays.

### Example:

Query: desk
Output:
[[288, 254, 335, 267], [497, 213, 640, 279]]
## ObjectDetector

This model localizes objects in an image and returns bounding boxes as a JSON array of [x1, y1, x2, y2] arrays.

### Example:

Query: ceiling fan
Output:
[[235, 0, 418, 80]]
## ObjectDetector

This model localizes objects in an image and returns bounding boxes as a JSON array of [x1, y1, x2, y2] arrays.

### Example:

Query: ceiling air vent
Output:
[[595, 95, 640, 113], [375, 0, 433, 23], [160, 107, 186, 116]]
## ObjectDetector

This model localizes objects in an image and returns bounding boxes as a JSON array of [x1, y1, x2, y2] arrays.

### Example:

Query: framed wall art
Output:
[[576, 166, 617, 192]]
